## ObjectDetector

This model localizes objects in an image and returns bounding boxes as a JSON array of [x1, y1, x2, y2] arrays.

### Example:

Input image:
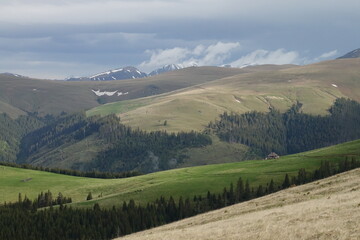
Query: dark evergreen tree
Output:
[[282, 174, 290, 189], [86, 192, 93, 201]]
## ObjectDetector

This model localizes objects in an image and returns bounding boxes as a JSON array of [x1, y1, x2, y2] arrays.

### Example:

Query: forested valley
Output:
[[208, 98, 360, 156], [1, 98, 360, 174], [3, 112, 211, 173]]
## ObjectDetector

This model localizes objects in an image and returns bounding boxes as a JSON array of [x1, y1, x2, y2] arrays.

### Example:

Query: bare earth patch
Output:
[[117, 168, 360, 240]]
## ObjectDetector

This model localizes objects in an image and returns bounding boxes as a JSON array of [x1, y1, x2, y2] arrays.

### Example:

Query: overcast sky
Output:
[[0, 0, 359, 79]]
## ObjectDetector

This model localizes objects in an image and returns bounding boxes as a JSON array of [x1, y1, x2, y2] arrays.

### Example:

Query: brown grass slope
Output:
[[0, 66, 281, 117], [110, 59, 360, 132], [118, 168, 360, 240]]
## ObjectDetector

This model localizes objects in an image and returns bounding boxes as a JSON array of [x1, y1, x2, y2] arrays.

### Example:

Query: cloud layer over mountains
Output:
[[0, 0, 359, 78]]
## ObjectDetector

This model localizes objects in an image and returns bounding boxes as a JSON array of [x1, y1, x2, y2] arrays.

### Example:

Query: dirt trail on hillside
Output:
[[117, 169, 360, 240]]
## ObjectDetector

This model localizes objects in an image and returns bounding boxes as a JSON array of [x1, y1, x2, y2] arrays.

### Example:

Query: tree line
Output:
[[1, 157, 359, 240], [208, 98, 360, 156], [8, 190, 72, 211], [0, 161, 142, 179]]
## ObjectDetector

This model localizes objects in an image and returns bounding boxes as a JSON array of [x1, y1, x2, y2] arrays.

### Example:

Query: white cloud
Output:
[[139, 47, 191, 71], [198, 42, 240, 66], [139, 41, 241, 72], [230, 49, 300, 67], [140, 45, 324, 72], [318, 50, 338, 59], [311, 50, 338, 62]]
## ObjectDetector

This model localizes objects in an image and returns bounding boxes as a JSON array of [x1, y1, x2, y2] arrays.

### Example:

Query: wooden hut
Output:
[[266, 152, 280, 160]]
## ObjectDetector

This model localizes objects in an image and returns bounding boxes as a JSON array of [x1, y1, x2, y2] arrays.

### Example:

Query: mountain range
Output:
[[66, 64, 188, 82], [2, 48, 359, 82], [66, 48, 360, 82]]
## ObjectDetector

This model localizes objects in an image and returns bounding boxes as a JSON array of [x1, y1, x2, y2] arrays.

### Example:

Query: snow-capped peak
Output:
[[68, 66, 147, 81], [148, 64, 184, 76]]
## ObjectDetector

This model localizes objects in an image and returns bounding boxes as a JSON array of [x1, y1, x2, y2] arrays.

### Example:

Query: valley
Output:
[[1, 139, 359, 207]]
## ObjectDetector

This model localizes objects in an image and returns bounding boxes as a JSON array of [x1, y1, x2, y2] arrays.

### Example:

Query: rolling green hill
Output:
[[87, 59, 360, 132], [1, 139, 359, 208]]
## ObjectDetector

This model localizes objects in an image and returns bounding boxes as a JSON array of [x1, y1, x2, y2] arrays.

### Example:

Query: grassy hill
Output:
[[0, 67, 256, 117], [118, 167, 360, 240], [87, 59, 360, 132], [22, 132, 256, 171], [1, 139, 359, 208]]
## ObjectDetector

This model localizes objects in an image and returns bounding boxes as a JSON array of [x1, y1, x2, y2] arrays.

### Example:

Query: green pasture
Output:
[[1, 139, 359, 208]]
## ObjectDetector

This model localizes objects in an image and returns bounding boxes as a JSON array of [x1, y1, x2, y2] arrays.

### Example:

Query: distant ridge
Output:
[[0, 72, 28, 78], [337, 48, 360, 59], [67, 66, 147, 81], [67, 64, 189, 81]]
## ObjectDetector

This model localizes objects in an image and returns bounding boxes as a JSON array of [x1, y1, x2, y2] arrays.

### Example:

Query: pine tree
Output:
[[18, 193, 22, 204], [256, 185, 264, 197], [244, 179, 251, 200], [178, 197, 184, 219], [86, 192, 93, 201], [229, 183, 235, 204], [236, 177, 244, 202], [268, 179, 275, 193], [282, 174, 290, 189]]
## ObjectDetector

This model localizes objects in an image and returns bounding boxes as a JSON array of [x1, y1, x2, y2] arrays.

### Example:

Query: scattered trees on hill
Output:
[[209, 98, 360, 156], [5, 190, 71, 211]]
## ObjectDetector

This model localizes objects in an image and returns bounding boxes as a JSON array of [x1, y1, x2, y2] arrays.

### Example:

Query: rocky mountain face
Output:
[[337, 48, 360, 59]]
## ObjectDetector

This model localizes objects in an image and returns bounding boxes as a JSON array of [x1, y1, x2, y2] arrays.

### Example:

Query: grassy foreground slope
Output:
[[118, 168, 360, 240], [88, 59, 360, 132], [1, 139, 359, 207]]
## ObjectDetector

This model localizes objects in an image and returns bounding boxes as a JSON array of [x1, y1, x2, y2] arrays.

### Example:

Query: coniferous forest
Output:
[[208, 98, 360, 156], [0, 98, 359, 173], [1, 158, 359, 240], [17, 113, 211, 173], [0, 113, 46, 162]]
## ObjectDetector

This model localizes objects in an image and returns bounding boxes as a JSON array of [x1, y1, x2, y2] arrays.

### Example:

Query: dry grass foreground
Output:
[[117, 168, 360, 240]]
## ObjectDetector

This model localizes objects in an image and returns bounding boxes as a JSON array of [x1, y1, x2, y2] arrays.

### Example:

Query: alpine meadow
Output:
[[1, 1, 360, 239]]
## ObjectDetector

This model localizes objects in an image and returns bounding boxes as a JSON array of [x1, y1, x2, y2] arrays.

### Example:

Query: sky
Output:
[[0, 0, 359, 79]]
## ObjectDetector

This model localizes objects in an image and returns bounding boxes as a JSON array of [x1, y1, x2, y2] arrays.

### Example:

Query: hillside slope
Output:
[[1, 139, 359, 208], [0, 67, 255, 117], [118, 168, 360, 240], [88, 59, 360, 132]]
